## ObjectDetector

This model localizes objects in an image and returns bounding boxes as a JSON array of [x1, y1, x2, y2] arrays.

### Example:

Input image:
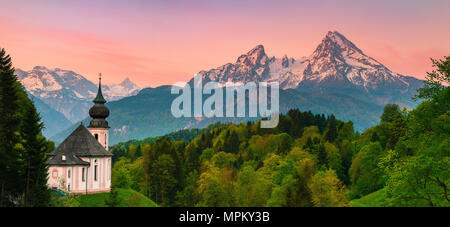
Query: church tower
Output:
[[88, 73, 110, 150]]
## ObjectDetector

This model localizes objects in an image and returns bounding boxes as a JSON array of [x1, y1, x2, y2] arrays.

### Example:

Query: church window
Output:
[[108, 159, 111, 180], [82, 168, 85, 182], [68, 169, 71, 178], [94, 165, 98, 181], [68, 184, 70, 191], [105, 134, 107, 145], [95, 134, 99, 141]]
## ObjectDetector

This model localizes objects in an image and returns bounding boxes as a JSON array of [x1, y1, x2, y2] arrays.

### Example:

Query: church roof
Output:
[[48, 152, 89, 166], [49, 124, 112, 160]]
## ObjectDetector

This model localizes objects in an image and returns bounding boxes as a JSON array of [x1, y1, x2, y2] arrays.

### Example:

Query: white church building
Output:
[[47, 74, 112, 194]]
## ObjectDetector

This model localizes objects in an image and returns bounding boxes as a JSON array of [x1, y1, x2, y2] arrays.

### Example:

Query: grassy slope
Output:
[[351, 188, 388, 207], [77, 188, 158, 207]]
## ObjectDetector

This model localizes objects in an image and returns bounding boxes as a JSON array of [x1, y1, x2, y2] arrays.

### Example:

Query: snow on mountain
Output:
[[196, 45, 271, 84], [103, 77, 141, 101], [16, 66, 98, 101], [16, 66, 140, 123], [192, 31, 422, 107], [194, 31, 422, 93], [301, 31, 413, 91], [266, 55, 308, 89]]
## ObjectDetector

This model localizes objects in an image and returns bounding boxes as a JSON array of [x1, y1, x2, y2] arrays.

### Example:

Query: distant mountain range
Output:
[[15, 66, 140, 137], [49, 31, 424, 145]]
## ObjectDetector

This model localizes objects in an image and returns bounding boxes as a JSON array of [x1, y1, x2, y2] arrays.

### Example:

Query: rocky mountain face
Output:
[[16, 66, 140, 123], [197, 45, 271, 84], [194, 31, 422, 107]]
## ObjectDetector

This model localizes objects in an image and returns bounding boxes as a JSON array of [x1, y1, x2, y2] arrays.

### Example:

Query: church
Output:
[[47, 74, 112, 194]]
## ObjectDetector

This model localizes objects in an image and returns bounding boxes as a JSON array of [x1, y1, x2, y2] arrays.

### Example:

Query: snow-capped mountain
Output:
[[102, 77, 141, 101], [15, 66, 140, 123], [16, 66, 98, 101], [193, 31, 422, 106], [299, 31, 422, 95]]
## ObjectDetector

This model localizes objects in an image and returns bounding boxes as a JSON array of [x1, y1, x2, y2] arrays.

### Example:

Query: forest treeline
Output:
[[110, 55, 449, 207]]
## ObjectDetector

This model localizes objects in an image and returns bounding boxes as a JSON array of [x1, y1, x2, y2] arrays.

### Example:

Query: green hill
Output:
[[77, 188, 158, 207], [351, 189, 388, 207]]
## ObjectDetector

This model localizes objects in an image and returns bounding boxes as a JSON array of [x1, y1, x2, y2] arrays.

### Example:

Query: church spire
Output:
[[88, 73, 110, 129], [93, 73, 106, 104]]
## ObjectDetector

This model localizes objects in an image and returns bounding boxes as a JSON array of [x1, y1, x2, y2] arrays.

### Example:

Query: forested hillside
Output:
[[109, 56, 449, 207]]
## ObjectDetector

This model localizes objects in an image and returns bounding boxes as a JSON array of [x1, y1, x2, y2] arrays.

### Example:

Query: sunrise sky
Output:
[[1, 0, 449, 87]]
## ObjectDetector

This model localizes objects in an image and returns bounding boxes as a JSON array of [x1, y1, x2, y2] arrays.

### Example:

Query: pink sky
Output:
[[1, 0, 449, 87]]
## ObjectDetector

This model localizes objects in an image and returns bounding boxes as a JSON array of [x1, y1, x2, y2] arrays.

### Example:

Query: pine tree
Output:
[[370, 131, 379, 142], [229, 131, 240, 154], [386, 116, 407, 150], [135, 145, 142, 158], [303, 137, 314, 151], [0, 48, 23, 206], [316, 142, 328, 167], [21, 100, 51, 206], [324, 115, 338, 142]]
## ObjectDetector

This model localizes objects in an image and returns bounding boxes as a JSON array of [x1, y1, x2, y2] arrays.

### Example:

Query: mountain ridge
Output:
[[192, 31, 422, 108]]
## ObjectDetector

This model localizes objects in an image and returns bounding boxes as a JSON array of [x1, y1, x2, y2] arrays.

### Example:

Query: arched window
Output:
[[94, 164, 98, 181], [82, 168, 85, 182], [68, 169, 71, 178], [107, 159, 111, 180], [94, 134, 99, 141]]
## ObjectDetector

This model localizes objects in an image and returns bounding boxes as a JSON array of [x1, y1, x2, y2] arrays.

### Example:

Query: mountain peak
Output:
[[247, 44, 265, 55], [307, 31, 370, 72], [121, 77, 131, 83], [325, 30, 343, 38], [282, 54, 291, 68], [33, 66, 49, 71], [119, 77, 138, 88], [236, 44, 268, 66], [318, 31, 364, 55]]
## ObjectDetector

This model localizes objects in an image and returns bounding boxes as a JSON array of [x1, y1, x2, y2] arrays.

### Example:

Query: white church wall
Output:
[[48, 160, 110, 194], [48, 165, 87, 193]]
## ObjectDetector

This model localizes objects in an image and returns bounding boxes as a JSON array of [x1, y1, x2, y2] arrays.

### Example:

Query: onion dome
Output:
[[89, 103, 110, 119], [88, 73, 110, 128]]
